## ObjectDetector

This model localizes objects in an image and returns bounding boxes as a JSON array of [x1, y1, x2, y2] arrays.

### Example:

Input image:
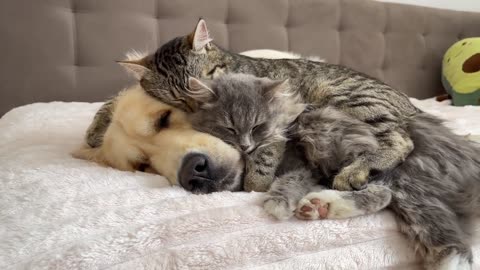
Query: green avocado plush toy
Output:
[[442, 37, 480, 106]]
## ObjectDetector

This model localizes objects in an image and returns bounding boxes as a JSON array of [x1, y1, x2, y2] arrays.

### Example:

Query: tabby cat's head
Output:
[[118, 19, 226, 112], [186, 73, 306, 154]]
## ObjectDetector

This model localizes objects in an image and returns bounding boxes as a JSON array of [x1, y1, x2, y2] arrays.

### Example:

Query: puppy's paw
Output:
[[332, 167, 369, 191], [295, 190, 360, 220], [263, 197, 294, 220]]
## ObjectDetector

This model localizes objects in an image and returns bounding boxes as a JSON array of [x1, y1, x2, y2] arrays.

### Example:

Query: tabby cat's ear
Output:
[[262, 79, 291, 102], [188, 19, 213, 52], [187, 77, 216, 109], [116, 58, 151, 80]]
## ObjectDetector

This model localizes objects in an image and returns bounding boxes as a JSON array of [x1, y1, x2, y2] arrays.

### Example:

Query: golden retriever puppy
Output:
[[73, 85, 244, 193]]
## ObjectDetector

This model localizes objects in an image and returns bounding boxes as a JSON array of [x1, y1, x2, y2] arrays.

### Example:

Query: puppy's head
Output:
[[73, 85, 244, 193]]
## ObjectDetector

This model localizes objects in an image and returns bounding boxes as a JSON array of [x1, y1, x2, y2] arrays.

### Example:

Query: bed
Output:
[[1, 0, 480, 269], [1, 99, 479, 269]]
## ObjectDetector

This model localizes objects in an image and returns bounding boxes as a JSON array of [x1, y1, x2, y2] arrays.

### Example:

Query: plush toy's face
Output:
[[442, 38, 480, 106]]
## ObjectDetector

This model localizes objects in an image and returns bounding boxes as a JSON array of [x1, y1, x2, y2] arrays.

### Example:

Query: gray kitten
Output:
[[186, 73, 305, 191], [186, 73, 480, 268], [184, 72, 480, 268], [185, 73, 393, 219]]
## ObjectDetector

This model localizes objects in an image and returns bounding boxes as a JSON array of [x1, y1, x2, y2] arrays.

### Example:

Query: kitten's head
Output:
[[117, 19, 226, 112], [186, 73, 306, 154]]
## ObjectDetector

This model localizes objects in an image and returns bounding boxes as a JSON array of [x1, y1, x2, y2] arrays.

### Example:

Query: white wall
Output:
[[376, 0, 480, 12]]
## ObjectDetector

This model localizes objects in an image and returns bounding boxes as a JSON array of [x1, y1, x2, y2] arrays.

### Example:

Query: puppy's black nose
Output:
[[179, 153, 212, 192], [190, 154, 209, 177]]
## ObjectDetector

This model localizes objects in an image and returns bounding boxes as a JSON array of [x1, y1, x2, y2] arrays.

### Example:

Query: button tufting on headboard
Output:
[[1, 0, 480, 115]]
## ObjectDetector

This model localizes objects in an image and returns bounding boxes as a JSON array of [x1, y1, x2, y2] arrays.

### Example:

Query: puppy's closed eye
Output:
[[156, 110, 171, 131]]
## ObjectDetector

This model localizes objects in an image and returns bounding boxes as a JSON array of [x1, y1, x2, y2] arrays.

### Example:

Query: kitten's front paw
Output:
[[244, 176, 274, 192], [263, 196, 295, 220], [332, 167, 369, 191], [243, 153, 276, 192], [295, 190, 359, 220]]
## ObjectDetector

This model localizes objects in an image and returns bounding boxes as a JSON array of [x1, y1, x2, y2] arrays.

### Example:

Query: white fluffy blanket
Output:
[[1, 99, 480, 270]]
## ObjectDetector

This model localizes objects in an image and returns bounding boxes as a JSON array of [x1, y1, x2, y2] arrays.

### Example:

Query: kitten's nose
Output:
[[240, 144, 250, 152], [240, 144, 256, 154]]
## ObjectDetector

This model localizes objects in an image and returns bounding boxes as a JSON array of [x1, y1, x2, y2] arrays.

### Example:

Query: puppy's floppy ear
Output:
[[187, 77, 216, 110], [261, 79, 291, 102], [188, 18, 213, 52]]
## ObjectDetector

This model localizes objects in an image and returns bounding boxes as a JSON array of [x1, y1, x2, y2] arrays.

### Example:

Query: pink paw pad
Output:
[[295, 198, 330, 220]]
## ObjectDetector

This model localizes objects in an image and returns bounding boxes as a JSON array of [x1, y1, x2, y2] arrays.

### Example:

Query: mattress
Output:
[[1, 99, 479, 270]]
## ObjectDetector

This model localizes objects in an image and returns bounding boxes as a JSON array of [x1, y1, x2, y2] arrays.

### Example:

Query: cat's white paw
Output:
[[295, 190, 361, 220], [434, 252, 472, 270], [263, 197, 294, 220]]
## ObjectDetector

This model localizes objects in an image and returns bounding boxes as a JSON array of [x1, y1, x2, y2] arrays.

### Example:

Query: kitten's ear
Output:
[[263, 79, 305, 125], [116, 59, 151, 80], [188, 19, 213, 52], [187, 77, 216, 109], [262, 79, 291, 102]]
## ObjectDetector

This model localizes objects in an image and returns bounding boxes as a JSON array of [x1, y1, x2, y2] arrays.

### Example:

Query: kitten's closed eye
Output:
[[225, 127, 237, 134], [252, 123, 267, 134]]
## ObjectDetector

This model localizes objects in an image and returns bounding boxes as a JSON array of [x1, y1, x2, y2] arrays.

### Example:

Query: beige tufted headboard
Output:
[[1, 0, 480, 115]]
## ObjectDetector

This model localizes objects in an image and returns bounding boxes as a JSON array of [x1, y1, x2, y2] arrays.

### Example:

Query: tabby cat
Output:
[[86, 19, 418, 192]]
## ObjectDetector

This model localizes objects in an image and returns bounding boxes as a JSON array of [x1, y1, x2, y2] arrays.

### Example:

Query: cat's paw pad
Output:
[[263, 197, 294, 220], [295, 191, 359, 220], [295, 197, 329, 220], [332, 168, 368, 191]]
